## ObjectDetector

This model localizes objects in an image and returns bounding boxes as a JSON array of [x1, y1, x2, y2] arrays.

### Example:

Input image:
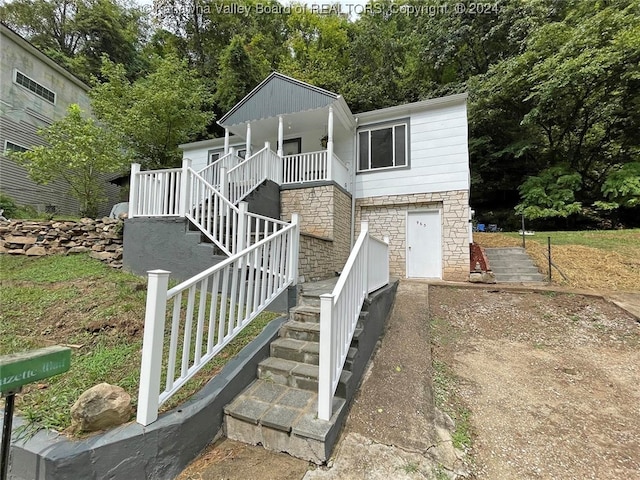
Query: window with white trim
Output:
[[358, 122, 408, 172], [14, 71, 56, 104], [4, 141, 30, 154]]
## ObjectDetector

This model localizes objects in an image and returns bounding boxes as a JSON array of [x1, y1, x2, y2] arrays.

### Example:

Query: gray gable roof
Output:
[[218, 72, 339, 127]]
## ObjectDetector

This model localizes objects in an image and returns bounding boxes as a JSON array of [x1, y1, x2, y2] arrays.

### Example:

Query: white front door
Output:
[[406, 210, 442, 278]]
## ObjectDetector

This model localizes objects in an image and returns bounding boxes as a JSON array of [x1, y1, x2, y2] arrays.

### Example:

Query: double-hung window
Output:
[[358, 121, 408, 172]]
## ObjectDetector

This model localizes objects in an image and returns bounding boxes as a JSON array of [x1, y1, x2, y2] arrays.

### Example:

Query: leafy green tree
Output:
[[472, 0, 640, 223], [90, 55, 214, 168], [279, 6, 351, 93], [214, 34, 270, 112], [0, 0, 148, 81], [9, 104, 130, 217]]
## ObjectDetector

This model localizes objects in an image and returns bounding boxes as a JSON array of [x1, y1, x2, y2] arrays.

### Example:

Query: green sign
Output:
[[0, 346, 71, 394]]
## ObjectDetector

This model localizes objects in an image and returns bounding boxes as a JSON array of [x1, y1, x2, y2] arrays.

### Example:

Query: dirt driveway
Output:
[[429, 286, 640, 479]]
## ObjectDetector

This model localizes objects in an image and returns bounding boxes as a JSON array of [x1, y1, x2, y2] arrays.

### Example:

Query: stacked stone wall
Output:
[[0, 218, 124, 267], [281, 184, 352, 282], [355, 190, 469, 281]]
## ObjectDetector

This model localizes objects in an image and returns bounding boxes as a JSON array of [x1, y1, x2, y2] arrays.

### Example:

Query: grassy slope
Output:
[[475, 229, 640, 291], [0, 254, 277, 434]]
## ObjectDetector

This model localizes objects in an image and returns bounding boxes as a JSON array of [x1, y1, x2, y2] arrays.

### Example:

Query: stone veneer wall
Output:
[[355, 190, 469, 281], [281, 184, 352, 282], [0, 218, 124, 267]]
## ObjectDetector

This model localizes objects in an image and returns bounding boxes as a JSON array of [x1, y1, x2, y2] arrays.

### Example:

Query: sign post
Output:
[[1, 346, 71, 480]]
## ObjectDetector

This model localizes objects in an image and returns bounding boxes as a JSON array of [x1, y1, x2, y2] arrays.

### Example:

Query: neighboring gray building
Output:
[[0, 22, 120, 216]]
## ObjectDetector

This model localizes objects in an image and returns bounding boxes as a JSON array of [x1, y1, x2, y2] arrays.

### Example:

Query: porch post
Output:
[[128, 163, 140, 218], [326, 106, 334, 180], [277, 115, 284, 157], [246, 122, 252, 158], [224, 128, 230, 154], [179, 158, 192, 217]]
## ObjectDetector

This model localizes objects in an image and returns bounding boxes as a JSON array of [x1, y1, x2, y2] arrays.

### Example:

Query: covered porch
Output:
[[217, 72, 355, 192]]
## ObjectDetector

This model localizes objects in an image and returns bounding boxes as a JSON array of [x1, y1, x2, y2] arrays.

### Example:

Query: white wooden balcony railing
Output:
[[317, 222, 389, 421], [137, 215, 300, 426]]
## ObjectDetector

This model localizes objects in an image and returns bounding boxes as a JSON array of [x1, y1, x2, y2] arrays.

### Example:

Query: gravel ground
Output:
[[429, 286, 640, 480]]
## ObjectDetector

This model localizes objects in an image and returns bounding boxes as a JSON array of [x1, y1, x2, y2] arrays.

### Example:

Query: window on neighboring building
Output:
[[358, 122, 408, 172], [4, 141, 30, 154], [14, 71, 56, 104]]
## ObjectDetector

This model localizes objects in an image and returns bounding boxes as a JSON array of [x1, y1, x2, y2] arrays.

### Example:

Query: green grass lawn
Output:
[[0, 254, 278, 435], [500, 229, 640, 254]]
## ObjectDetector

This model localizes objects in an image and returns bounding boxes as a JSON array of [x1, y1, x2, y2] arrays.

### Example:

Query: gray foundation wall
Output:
[[4, 316, 288, 480]]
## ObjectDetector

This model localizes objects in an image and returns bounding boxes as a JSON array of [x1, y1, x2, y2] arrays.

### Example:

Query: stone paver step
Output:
[[257, 357, 352, 397], [270, 337, 319, 365], [290, 305, 321, 323], [484, 247, 546, 284], [280, 320, 321, 342], [494, 274, 546, 283]]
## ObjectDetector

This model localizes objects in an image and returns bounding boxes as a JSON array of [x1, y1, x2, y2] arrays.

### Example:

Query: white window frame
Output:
[[4, 140, 30, 154], [357, 120, 409, 173], [14, 70, 56, 104]]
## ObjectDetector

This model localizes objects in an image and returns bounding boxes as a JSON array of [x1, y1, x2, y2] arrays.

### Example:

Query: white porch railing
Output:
[[137, 215, 300, 426], [317, 222, 389, 421], [197, 151, 242, 189], [225, 144, 282, 205], [282, 150, 328, 183], [128, 165, 183, 217]]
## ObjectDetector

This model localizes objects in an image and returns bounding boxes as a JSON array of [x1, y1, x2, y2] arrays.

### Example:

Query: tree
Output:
[[470, 0, 640, 225], [90, 55, 214, 168], [214, 34, 269, 112], [0, 0, 148, 81], [9, 104, 130, 217]]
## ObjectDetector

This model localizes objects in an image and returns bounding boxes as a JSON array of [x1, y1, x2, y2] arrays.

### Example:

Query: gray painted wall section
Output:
[[221, 75, 336, 127], [123, 216, 223, 281], [3, 316, 288, 480]]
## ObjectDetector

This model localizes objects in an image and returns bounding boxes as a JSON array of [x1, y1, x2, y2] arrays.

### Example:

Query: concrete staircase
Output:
[[224, 290, 357, 463], [484, 247, 546, 283]]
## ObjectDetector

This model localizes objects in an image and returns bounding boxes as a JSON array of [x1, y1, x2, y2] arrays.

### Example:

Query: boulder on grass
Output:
[[71, 383, 131, 432]]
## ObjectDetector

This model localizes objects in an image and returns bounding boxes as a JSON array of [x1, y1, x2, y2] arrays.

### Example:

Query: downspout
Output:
[[350, 118, 358, 248]]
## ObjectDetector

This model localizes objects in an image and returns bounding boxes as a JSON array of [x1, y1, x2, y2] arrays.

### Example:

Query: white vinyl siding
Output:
[[355, 101, 469, 199]]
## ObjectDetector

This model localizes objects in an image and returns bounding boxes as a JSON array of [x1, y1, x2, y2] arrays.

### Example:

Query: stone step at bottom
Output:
[[224, 380, 346, 464], [494, 274, 546, 283]]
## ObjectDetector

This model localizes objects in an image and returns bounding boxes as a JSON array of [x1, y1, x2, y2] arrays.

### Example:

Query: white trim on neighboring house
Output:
[[4, 140, 30, 154], [1, 23, 90, 93], [14, 69, 56, 104]]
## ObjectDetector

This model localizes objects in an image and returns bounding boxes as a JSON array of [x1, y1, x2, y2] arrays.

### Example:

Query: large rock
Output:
[[71, 383, 132, 432], [25, 246, 47, 256]]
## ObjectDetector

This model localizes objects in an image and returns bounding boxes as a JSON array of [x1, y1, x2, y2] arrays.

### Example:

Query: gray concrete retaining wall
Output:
[[3, 316, 288, 480]]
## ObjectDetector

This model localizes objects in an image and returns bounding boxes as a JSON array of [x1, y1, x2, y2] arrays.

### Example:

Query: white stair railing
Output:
[[197, 150, 243, 189], [137, 214, 300, 426], [225, 143, 282, 205], [317, 222, 389, 421]]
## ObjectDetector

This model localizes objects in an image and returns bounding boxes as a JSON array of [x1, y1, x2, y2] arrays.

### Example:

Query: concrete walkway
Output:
[[304, 280, 465, 479]]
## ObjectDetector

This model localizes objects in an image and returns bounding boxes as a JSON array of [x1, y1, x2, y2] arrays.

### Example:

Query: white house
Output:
[[177, 72, 470, 281]]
